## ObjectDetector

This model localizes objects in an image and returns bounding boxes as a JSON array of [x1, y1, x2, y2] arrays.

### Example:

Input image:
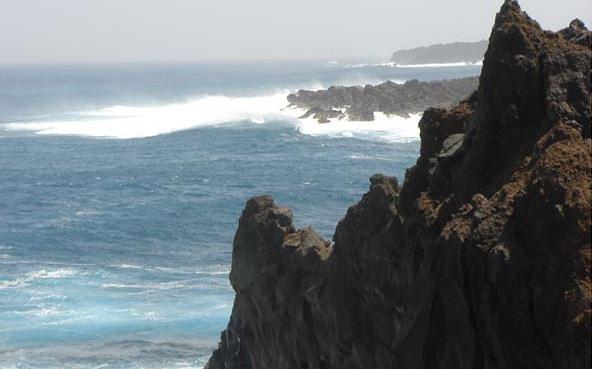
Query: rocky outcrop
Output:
[[206, 2, 591, 368], [390, 40, 488, 65], [288, 77, 478, 123]]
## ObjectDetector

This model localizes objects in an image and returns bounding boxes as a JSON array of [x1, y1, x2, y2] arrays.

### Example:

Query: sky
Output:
[[1, 0, 591, 64]]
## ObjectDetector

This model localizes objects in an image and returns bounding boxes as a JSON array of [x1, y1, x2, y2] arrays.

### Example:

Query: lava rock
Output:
[[206, 2, 591, 368]]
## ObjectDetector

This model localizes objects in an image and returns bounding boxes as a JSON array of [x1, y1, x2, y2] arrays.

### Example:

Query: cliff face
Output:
[[390, 40, 488, 65], [206, 2, 591, 369], [287, 77, 479, 123]]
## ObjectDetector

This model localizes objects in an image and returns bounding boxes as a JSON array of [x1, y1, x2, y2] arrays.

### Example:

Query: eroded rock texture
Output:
[[206, 2, 591, 368]]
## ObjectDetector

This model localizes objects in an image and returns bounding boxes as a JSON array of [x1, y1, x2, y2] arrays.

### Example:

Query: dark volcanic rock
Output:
[[205, 196, 335, 369], [287, 77, 478, 123], [300, 107, 344, 123], [206, 2, 591, 369]]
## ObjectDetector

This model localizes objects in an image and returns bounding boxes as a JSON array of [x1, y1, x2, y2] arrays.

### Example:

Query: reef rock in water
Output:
[[205, 1, 591, 368], [287, 77, 478, 123]]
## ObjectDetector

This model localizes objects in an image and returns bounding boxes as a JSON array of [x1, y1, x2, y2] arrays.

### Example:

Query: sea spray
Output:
[[5, 93, 422, 142]]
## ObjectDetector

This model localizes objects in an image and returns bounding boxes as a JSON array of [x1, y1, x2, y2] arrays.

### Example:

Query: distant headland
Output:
[[390, 40, 488, 65]]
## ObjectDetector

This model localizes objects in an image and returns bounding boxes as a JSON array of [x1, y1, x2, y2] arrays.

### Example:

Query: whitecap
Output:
[[341, 60, 482, 69], [31, 307, 62, 317], [75, 209, 102, 217], [196, 270, 230, 275], [26, 268, 78, 279], [111, 263, 145, 270], [347, 154, 391, 161], [2, 92, 295, 139], [0, 268, 78, 290], [393, 61, 483, 68], [101, 280, 191, 290], [108, 264, 230, 276], [290, 110, 422, 143], [3, 85, 419, 142]]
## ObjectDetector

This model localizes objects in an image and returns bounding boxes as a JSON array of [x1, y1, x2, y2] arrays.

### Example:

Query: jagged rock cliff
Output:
[[287, 77, 478, 123], [206, 2, 591, 368]]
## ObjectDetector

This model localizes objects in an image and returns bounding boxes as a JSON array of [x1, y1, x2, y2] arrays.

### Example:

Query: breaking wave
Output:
[[294, 112, 422, 143], [2, 91, 421, 142], [393, 61, 483, 68], [340, 61, 483, 69], [3, 93, 294, 139]]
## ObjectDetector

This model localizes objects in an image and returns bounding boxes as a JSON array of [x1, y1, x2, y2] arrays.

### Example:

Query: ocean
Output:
[[0, 60, 480, 368]]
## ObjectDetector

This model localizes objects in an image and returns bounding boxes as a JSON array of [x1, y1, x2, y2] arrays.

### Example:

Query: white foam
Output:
[[111, 263, 145, 270], [348, 154, 392, 161], [101, 280, 192, 290], [3, 87, 419, 142], [341, 61, 483, 69], [341, 62, 398, 69], [292, 110, 422, 143], [0, 268, 78, 289], [26, 269, 78, 279], [3, 93, 294, 139], [393, 61, 483, 68], [30, 307, 62, 317], [109, 263, 231, 276]]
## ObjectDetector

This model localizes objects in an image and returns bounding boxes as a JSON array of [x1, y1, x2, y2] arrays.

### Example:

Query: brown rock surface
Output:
[[205, 2, 591, 368]]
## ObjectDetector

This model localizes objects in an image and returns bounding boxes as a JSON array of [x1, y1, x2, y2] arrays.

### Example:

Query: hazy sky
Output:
[[2, 0, 591, 64]]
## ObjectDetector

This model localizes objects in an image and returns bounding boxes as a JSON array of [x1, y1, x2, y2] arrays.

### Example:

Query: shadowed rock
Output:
[[206, 2, 591, 368]]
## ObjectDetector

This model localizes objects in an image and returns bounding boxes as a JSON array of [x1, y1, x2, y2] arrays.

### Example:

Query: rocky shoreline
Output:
[[287, 77, 478, 123], [206, 2, 591, 368]]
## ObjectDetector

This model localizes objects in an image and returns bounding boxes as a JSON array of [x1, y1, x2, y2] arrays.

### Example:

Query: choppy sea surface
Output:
[[0, 60, 480, 368]]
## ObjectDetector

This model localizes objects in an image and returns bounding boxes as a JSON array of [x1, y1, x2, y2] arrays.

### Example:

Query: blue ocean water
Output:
[[0, 60, 480, 368]]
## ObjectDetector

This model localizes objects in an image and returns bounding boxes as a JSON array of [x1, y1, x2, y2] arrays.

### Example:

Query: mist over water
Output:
[[0, 61, 480, 368]]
